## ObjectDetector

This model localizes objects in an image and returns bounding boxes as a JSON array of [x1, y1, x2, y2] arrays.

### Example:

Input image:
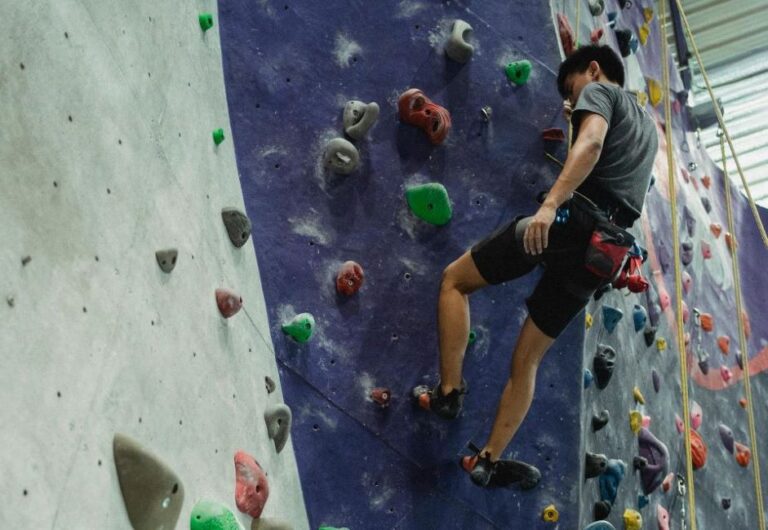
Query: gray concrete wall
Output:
[[0, 1, 308, 528]]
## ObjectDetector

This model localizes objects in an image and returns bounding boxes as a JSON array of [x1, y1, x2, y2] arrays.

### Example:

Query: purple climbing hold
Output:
[[656, 239, 672, 273], [718, 424, 735, 453], [683, 205, 696, 237], [602, 305, 623, 334], [637, 427, 669, 495], [681, 240, 694, 266], [632, 304, 647, 332], [645, 289, 661, 327], [593, 344, 617, 389], [652, 369, 660, 393]]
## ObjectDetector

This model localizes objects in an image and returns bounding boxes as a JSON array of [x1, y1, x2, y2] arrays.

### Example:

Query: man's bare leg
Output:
[[438, 250, 488, 394], [480, 315, 556, 460]]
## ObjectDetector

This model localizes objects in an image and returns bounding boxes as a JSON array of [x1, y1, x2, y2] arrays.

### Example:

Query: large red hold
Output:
[[398, 88, 452, 145], [216, 288, 243, 318], [336, 261, 365, 296], [735, 442, 751, 467], [234, 451, 270, 518]]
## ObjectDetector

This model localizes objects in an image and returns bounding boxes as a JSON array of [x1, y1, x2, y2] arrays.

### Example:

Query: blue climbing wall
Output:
[[218, 1, 584, 528]]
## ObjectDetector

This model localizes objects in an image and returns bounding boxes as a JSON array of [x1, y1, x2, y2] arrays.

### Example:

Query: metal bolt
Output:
[[480, 106, 492, 122]]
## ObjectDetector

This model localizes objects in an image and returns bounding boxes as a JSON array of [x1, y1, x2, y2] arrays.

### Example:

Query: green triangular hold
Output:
[[212, 128, 225, 145], [282, 313, 315, 343], [190, 500, 240, 530], [504, 60, 532, 85], [199, 13, 214, 32], [405, 183, 452, 226]]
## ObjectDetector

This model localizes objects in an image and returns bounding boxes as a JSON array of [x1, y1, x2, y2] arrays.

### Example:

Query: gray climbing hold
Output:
[[585, 452, 608, 479], [718, 424, 735, 453], [681, 240, 694, 266], [324, 137, 360, 175], [652, 369, 660, 393], [265, 376, 276, 394], [264, 403, 292, 453], [633, 456, 648, 470], [701, 196, 712, 213], [444, 20, 474, 63], [222, 207, 252, 248], [113, 433, 184, 530], [593, 344, 617, 389], [252, 519, 293, 530], [683, 205, 696, 237], [155, 249, 178, 273], [592, 409, 610, 431], [594, 500, 612, 520], [588, 0, 605, 16], [343, 100, 380, 140]]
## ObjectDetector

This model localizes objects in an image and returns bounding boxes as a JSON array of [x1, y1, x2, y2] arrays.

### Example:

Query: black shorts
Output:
[[470, 198, 606, 338]]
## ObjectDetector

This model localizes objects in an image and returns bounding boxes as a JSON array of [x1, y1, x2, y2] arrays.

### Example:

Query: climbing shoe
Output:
[[460, 443, 541, 490], [412, 379, 467, 420]]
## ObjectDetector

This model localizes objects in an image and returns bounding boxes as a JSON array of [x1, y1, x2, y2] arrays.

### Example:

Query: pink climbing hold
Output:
[[684, 332, 691, 349], [680, 167, 690, 183], [710, 223, 722, 238], [690, 401, 702, 431], [216, 288, 243, 318], [658, 286, 671, 311], [336, 261, 365, 296], [735, 442, 751, 467], [657, 505, 670, 530], [541, 128, 565, 142], [642, 415, 651, 428], [701, 241, 712, 259], [662, 472, 675, 493], [590, 27, 604, 44], [720, 365, 732, 384], [370, 387, 391, 407], [674, 414, 683, 434], [717, 335, 730, 355], [682, 271, 692, 294], [234, 451, 270, 518], [701, 175, 712, 189], [557, 13, 576, 56], [682, 301, 689, 324]]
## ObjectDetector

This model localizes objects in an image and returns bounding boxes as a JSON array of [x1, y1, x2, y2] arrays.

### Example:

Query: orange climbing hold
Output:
[[735, 442, 751, 467], [371, 387, 391, 407], [557, 13, 576, 56], [710, 223, 722, 238], [701, 175, 711, 189], [717, 336, 730, 355], [699, 313, 714, 332], [662, 472, 674, 493], [398, 88, 452, 145], [742, 310, 751, 338], [739, 398, 747, 409], [725, 232, 737, 251], [690, 430, 707, 470]]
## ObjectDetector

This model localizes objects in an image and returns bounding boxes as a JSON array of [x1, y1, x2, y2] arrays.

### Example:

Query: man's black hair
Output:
[[556, 45, 625, 98]]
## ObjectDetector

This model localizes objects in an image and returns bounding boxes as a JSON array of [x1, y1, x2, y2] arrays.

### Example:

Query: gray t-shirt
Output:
[[572, 82, 658, 223]]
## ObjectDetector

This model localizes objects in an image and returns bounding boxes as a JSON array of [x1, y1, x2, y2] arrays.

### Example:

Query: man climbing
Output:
[[415, 44, 658, 488]]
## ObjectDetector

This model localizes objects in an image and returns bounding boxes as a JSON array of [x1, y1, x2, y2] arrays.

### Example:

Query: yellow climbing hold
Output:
[[623, 508, 643, 530], [638, 22, 650, 45], [586, 312, 593, 329], [636, 91, 648, 107], [633, 386, 646, 405], [656, 337, 667, 352], [629, 410, 643, 434], [643, 7, 654, 23], [647, 78, 662, 106], [542, 504, 559, 523]]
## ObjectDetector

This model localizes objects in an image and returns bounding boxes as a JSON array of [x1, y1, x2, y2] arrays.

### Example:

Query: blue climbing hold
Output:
[[584, 522, 616, 530], [599, 459, 626, 505], [632, 304, 647, 332], [637, 494, 649, 509], [607, 12, 617, 28], [602, 305, 623, 334], [584, 369, 594, 389]]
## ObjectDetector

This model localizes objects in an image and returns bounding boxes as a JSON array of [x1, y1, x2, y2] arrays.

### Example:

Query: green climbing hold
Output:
[[405, 183, 452, 226], [318, 527, 350, 530], [505, 60, 532, 86], [212, 128, 225, 145], [282, 313, 315, 343], [190, 500, 240, 530], [199, 13, 214, 32], [468, 330, 477, 344]]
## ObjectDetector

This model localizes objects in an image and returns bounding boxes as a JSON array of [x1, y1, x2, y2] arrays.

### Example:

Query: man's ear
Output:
[[589, 60, 601, 79]]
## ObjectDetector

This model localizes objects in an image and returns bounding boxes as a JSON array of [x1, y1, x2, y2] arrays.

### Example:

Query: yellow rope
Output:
[[659, 1, 698, 527], [720, 135, 767, 528], [674, 0, 768, 248]]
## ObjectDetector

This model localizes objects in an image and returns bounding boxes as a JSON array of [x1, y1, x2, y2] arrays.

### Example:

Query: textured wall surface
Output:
[[0, 1, 308, 528]]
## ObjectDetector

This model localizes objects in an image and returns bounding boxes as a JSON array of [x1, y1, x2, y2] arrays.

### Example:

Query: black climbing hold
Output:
[[221, 207, 252, 248], [701, 196, 712, 213], [586, 452, 608, 479], [633, 456, 648, 470], [615, 29, 632, 57], [265, 376, 276, 394], [643, 326, 657, 347], [652, 369, 660, 392], [592, 409, 610, 431], [594, 500, 612, 520], [155, 248, 178, 273], [593, 344, 617, 389], [735, 351, 744, 370], [722, 498, 731, 510], [698, 358, 710, 375], [683, 205, 696, 237], [681, 240, 694, 266], [593, 283, 613, 301], [618, 0, 632, 9], [264, 404, 292, 453]]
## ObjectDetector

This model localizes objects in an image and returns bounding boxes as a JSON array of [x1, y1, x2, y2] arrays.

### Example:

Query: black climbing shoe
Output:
[[461, 443, 541, 490], [413, 379, 467, 420]]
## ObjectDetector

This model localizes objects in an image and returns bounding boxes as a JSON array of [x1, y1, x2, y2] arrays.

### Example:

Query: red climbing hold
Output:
[[216, 288, 243, 318], [710, 223, 722, 238], [739, 398, 747, 408], [371, 387, 391, 407], [398, 88, 452, 145], [541, 128, 565, 142], [336, 261, 364, 296], [701, 241, 712, 259], [557, 13, 576, 56], [690, 430, 707, 470], [662, 472, 674, 493], [717, 335, 730, 355], [701, 175, 711, 189], [234, 451, 270, 518], [735, 442, 751, 467], [699, 313, 713, 332], [590, 28, 604, 44], [720, 366, 732, 383]]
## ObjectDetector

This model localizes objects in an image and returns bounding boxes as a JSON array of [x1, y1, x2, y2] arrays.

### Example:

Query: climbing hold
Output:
[[468, 330, 477, 344], [656, 337, 666, 352], [586, 452, 608, 479], [370, 387, 391, 407], [212, 128, 225, 145], [652, 370, 660, 393], [644, 7, 654, 22], [602, 305, 623, 334], [199, 13, 214, 32], [682, 205, 696, 236], [701, 241, 712, 259], [557, 13, 576, 56], [662, 472, 674, 493], [541, 504, 559, 523], [739, 396, 747, 408], [405, 183, 452, 225], [216, 288, 243, 318], [398, 88, 452, 145], [618, 0, 631, 9], [699, 312, 714, 332], [701, 175, 711, 188], [623, 509, 642, 530], [646, 78, 661, 106], [252, 519, 293, 530], [281, 313, 315, 343], [681, 240, 694, 266], [632, 305, 647, 332], [682, 271, 692, 294], [637, 429, 669, 495], [717, 335, 730, 355], [722, 498, 731, 510], [735, 442, 751, 467], [479, 106, 493, 122], [584, 369, 594, 389], [505, 60, 532, 86], [593, 344, 617, 389], [710, 223, 722, 237], [690, 430, 708, 470], [742, 309, 751, 338], [234, 451, 270, 518], [699, 357, 710, 375], [265, 376, 276, 394], [444, 20, 474, 63], [674, 414, 683, 434], [637, 494, 648, 509], [636, 91, 648, 107], [593, 409, 610, 431], [542, 128, 566, 142], [590, 28, 604, 45], [701, 196, 712, 213], [681, 167, 691, 183], [343, 100, 380, 140], [588, 0, 605, 16], [643, 327, 656, 348], [221, 207, 252, 248], [718, 424, 735, 453], [594, 500, 612, 520], [633, 387, 645, 405], [155, 249, 178, 273], [264, 404, 292, 453], [324, 137, 360, 175], [657, 285, 670, 311], [629, 411, 642, 434], [688, 161, 698, 172], [190, 500, 239, 530], [725, 232, 736, 251], [336, 261, 364, 296], [599, 459, 626, 505], [614, 29, 635, 57], [586, 312, 593, 328], [682, 301, 689, 324], [113, 434, 184, 530], [632, 456, 647, 471], [690, 401, 702, 430], [657, 505, 670, 530]]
